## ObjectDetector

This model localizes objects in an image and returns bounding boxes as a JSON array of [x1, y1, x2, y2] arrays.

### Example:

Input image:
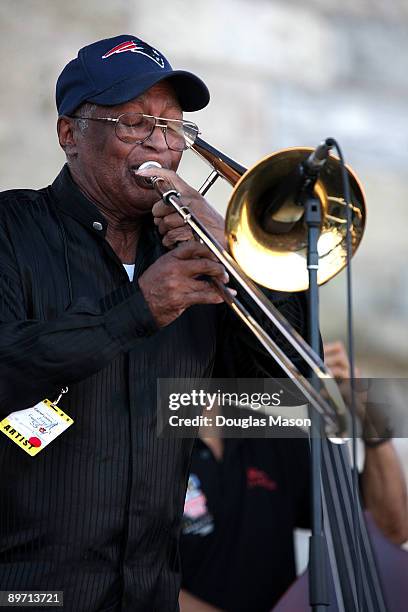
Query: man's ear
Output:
[[57, 116, 78, 157]]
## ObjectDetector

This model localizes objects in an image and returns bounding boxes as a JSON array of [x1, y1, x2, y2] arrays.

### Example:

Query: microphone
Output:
[[303, 140, 333, 174], [261, 139, 333, 234]]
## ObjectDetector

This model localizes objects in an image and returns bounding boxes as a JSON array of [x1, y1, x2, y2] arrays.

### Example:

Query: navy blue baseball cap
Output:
[[56, 34, 210, 116]]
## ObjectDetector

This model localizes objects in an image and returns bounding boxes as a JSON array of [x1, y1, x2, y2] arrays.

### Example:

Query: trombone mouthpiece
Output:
[[136, 161, 163, 187], [138, 161, 162, 171]]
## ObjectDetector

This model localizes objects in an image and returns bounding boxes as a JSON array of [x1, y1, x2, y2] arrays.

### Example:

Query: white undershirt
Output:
[[123, 263, 135, 282]]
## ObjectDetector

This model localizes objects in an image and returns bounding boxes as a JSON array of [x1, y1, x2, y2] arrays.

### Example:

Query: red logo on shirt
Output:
[[246, 467, 277, 491]]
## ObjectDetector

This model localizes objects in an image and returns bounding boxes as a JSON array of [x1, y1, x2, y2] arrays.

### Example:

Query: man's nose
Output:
[[145, 124, 168, 151]]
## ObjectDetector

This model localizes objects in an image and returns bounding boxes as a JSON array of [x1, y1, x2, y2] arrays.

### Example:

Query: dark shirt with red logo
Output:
[[180, 435, 310, 612]]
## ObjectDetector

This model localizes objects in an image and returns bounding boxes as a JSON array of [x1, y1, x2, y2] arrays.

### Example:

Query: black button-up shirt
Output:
[[0, 166, 307, 611], [181, 437, 310, 611]]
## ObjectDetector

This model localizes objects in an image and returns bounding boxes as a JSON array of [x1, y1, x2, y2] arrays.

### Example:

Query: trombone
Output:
[[141, 137, 366, 437]]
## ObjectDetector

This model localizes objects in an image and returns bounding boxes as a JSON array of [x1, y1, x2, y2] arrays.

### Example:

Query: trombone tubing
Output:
[[149, 175, 347, 437]]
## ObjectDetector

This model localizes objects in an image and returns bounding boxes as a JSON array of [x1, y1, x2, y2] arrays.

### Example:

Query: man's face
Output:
[[65, 81, 184, 215]]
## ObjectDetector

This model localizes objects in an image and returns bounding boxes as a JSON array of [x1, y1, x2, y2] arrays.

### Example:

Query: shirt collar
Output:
[[50, 164, 165, 268], [51, 165, 108, 237]]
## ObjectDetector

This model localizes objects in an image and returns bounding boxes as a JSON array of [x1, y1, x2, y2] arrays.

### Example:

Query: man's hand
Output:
[[324, 342, 408, 543], [324, 340, 361, 379], [138, 241, 229, 328], [135, 166, 226, 249], [324, 342, 387, 438], [324, 340, 366, 418]]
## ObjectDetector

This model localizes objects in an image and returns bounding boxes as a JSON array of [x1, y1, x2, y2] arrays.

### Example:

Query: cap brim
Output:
[[86, 70, 210, 112]]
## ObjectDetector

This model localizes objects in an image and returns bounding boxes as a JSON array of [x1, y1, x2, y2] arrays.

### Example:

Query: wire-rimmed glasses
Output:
[[69, 112, 200, 151]]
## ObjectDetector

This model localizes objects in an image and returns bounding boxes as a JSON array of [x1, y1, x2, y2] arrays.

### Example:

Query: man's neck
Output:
[[70, 167, 144, 263], [105, 217, 141, 264]]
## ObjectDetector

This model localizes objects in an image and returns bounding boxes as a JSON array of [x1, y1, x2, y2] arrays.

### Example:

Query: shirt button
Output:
[[93, 221, 103, 231]]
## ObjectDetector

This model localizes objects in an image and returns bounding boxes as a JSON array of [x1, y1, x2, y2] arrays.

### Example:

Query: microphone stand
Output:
[[303, 191, 330, 611]]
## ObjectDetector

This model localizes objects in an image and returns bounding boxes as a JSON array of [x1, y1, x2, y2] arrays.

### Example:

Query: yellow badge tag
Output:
[[0, 399, 74, 456]]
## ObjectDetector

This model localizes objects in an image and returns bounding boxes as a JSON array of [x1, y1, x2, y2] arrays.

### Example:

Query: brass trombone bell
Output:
[[225, 147, 366, 292], [142, 138, 365, 435]]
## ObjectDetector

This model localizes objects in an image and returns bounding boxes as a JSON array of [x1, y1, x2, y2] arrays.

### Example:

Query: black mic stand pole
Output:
[[303, 192, 330, 611]]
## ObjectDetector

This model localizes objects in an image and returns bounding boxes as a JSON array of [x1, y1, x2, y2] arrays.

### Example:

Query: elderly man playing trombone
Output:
[[0, 33, 307, 612], [0, 34, 406, 612]]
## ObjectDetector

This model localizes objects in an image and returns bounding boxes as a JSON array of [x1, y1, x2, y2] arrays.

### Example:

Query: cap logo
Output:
[[101, 40, 165, 68]]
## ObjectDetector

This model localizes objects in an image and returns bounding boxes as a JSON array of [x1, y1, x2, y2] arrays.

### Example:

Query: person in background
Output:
[[324, 341, 407, 544], [178, 341, 408, 612]]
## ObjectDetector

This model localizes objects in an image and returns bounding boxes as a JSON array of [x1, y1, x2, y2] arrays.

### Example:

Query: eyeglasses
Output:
[[69, 112, 200, 151]]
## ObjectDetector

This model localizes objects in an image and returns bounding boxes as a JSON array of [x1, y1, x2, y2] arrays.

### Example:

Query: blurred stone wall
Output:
[[0, 0, 407, 376]]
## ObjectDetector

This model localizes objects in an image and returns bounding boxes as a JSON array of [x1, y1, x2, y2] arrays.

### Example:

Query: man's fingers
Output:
[[182, 258, 228, 282], [152, 199, 180, 219], [137, 167, 194, 200], [162, 227, 194, 248], [324, 341, 352, 380], [326, 357, 350, 377], [152, 200, 169, 218], [156, 213, 189, 235], [328, 365, 350, 380], [154, 211, 181, 232], [171, 240, 218, 260], [324, 341, 347, 357], [186, 286, 225, 306], [326, 355, 349, 368]]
